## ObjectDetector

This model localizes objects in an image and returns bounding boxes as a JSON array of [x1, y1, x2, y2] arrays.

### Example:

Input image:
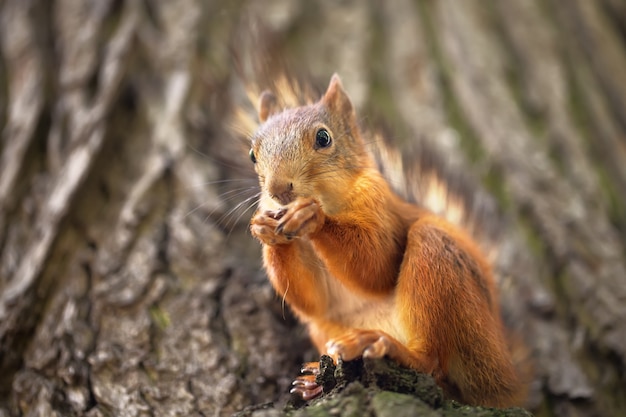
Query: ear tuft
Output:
[[322, 73, 353, 115], [258, 90, 278, 123]]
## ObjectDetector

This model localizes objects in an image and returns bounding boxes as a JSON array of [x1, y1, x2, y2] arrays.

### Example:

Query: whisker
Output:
[[185, 200, 214, 219], [184, 189, 259, 241], [186, 142, 255, 175], [183, 178, 257, 191], [184, 185, 257, 218], [218, 186, 260, 201], [282, 279, 290, 320], [214, 192, 260, 232], [224, 195, 261, 239]]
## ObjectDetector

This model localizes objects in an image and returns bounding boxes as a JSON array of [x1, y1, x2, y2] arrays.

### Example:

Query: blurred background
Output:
[[0, 0, 625, 416]]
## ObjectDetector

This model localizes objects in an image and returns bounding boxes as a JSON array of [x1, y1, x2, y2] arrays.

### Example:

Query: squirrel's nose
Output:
[[268, 181, 295, 205]]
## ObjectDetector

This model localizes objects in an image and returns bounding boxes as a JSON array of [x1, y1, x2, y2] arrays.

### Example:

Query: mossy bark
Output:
[[236, 357, 531, 417]]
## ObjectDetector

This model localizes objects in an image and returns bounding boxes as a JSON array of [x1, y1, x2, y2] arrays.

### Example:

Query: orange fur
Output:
[[248, 74, 525, 407]]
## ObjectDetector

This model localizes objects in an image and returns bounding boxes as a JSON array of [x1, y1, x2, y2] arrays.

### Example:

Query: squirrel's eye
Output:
[[249, 148, 257, 163], [315, 129, 332, 149]]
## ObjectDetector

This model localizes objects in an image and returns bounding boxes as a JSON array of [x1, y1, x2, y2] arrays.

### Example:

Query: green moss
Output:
[[483, 167, 512, 212], [415, 0, 485, 164], [415, 0, 515, 212], [532, 395, 556, 417], [236, 357, 533, 416], [291, 387, 368, 417], [515, 214, 546, 260], [484, 1, 548, 141], [363, 4, 414, 145], [149, 305, 171, 330], [371, 391, 439, 417], [565, 64, 626, 244], [443, 400, 532, 417]]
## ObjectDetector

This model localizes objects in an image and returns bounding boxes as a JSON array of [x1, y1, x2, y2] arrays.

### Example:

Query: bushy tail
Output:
[[370, 135, 504, 264], [372, 136, 534, 400]]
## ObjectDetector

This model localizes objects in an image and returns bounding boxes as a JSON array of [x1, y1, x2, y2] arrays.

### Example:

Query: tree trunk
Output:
[[1, 1, 625, 416]]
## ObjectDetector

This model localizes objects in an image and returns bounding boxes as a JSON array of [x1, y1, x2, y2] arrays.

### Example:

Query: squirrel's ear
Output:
[[322, 73, 353, 115], [258, 90, 278, 123]]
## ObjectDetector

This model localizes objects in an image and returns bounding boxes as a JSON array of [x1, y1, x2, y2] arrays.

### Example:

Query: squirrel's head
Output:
[[250, 74, 373, 214]]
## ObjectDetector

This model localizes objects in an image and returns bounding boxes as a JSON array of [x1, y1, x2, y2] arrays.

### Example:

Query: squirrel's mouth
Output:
[[259, 191, 296, 211], [271, 192, 295, 206]]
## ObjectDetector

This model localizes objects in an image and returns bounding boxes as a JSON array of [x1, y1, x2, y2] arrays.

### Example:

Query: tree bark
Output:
[[0, 1, 625, 416]]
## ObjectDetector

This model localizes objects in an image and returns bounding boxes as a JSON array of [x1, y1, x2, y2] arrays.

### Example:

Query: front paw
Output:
[[250, 208, 291, 245], [251, 198, 324, 245], [275, 198, 324, 239]]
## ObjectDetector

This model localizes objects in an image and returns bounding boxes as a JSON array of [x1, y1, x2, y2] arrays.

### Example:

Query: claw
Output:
[[292, 375, 318, 389], [271, 208, 287, 220], [301, 361, 320, 374], [290, 384, 323, 401], [290, 361, 325, 401]]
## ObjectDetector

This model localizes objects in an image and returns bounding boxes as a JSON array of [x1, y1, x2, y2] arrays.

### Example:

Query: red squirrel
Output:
[[248, 74, 525, 407]]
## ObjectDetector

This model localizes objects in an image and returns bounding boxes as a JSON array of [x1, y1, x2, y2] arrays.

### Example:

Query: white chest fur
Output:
[[318, 268, 408, 345]]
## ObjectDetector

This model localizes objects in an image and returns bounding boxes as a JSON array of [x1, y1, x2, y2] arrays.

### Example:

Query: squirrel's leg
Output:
[[394, 218, 522, 406], [252, 199, 335, 400], [251, 200, 327, 318], [320, 218, 494, 379]]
